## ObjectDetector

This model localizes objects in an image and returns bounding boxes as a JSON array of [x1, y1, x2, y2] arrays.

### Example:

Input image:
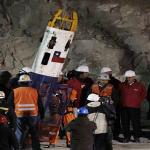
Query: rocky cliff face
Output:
[[0, 0, 150, 82]]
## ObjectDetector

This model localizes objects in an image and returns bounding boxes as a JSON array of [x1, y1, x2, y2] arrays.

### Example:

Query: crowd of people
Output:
[[0, 65, 148, 150]]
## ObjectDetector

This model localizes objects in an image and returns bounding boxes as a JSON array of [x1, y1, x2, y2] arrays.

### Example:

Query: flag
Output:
[[51, 51, 65, 63]]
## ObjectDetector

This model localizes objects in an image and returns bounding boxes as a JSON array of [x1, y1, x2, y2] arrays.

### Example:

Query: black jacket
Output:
[[0, 124, 19, 150], [66, 116, 96, 150]]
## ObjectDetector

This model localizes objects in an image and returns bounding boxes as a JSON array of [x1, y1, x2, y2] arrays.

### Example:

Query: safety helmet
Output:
[[77, 107, 89, 115], [18, 74, 32, 82], [19, 67, 31, 74], [0, 91, 5, 99], [0, 115, 8, 125], [100, 67, 112, 73], [75, 65, 89, 73], [98, 73, 110, 80], [124, 70, 136, 77], [87, 93, 99, 102], [87, 102, 101, 107]]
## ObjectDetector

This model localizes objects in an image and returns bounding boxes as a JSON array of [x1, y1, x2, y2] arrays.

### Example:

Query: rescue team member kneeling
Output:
[[0, 115, 19, 150], [8, 74, 44, 150], [66, 107, 96, 150]]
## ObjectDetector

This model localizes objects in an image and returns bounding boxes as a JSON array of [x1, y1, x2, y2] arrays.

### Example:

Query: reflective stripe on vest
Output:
[[14, 87, 38, 117]]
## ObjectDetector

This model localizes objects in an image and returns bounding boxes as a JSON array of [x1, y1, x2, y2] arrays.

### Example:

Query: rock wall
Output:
[[0, 0, 150, 83]]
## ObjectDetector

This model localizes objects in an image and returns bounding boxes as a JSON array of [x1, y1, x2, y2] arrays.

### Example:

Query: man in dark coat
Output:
[[66, 107, 96, 150]]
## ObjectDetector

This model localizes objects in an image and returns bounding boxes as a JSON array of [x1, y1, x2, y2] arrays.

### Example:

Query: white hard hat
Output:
[[87, 93, 99, 102], [124, 70, 136, 77], [18, 74, 32, 82], [87, 102, 101, 107], [19, 67, 32, 74], [75, 65, 89, 73], [98, 73, 110, 80], [0, 91, 5, 99], [100, 67, 112, 73]]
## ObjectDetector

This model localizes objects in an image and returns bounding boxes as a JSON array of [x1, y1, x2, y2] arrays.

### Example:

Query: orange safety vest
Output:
[[14, 87, 38, 117], [92, 83, 113, 97], [69, 89, 77, 102]]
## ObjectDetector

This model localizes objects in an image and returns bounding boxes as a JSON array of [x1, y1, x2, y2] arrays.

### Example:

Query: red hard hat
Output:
[[0, 115, 8, 125]]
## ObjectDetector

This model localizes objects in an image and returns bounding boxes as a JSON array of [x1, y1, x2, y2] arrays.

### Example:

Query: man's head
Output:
[[75, 65, 89, 78], [98, 73, 110, 85], [124, 70, 136, 84], [0, 70, 12, 86], [0, 115, 8, 125]]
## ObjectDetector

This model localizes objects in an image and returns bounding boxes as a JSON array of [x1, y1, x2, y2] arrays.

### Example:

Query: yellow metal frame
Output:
[[48, 9, 78, 32]]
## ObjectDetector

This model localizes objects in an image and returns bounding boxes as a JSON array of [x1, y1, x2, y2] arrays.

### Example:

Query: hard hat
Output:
[[100, 67, 112, 73], [0, 91, 5, 99], [75, 65, 89, 73], [87, 102, 101, 107], [87, 93, 99, 102], [0, 115, 8, 125], [77, 107, 89, 115], [18, 74, 32, 82], [124, 70, 136, 77], [19, 67, 32, 74], [98, 73, 110, 80]]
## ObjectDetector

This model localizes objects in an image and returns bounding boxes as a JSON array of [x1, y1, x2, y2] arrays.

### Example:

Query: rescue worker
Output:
[[63, 70, 82, 147], [75, 65, 94, 107], [100, 67, 121, 140], [0, 114, 19, 150], [90, 73, 117, 150], [120, 70, 146, 143], [67, 69, 82, 108], [48, 72, 70, 147], [66, 107, 96, 150], [8, 74, 44, 150]]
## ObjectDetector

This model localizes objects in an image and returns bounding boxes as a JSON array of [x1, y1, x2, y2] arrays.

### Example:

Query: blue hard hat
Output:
[[78, 107, 89, 115]]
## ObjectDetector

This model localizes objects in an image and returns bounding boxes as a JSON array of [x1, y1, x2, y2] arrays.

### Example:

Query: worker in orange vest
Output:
[[8, 74, 44, 150]]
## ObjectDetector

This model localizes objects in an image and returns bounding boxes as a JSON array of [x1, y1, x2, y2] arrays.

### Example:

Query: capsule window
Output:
[[41, 52, 50, 65], [64, 40, 71, 51], [47, 36, 57, 49]]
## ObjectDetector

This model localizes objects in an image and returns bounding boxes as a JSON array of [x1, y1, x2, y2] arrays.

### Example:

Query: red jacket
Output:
[[120, 81, 146, 108], [67, 78, 82, 108]]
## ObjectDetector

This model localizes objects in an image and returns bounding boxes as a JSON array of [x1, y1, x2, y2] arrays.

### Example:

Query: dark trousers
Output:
[[113, 106, 121, 138], [15, 116, 41, 150], [121, 107, 141, 139], [94, 133, 112, 150]]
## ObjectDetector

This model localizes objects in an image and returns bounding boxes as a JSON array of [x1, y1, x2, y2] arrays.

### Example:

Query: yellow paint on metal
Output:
[[48, 9, 78, 32]]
